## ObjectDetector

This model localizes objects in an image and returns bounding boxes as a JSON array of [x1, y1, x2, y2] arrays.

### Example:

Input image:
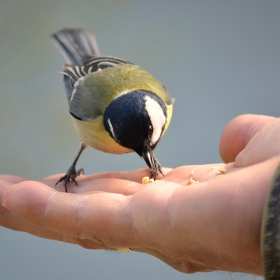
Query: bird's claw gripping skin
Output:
[[55, 167, 84, 192], [150, 157, 164, 180]]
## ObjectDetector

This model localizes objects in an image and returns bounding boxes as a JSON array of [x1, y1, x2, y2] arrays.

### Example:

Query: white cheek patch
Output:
[[144, 96, 166, 146]]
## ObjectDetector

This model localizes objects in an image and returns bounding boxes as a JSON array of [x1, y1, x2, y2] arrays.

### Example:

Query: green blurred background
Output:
[[1, 0, 279, 279]]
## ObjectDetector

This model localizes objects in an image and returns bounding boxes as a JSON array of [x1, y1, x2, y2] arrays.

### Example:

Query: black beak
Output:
[[142, 149, 164, 179], [142, 149, 154, 170]]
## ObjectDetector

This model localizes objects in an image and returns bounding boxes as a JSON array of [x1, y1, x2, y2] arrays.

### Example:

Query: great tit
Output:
[[51, 28, 173, 192]]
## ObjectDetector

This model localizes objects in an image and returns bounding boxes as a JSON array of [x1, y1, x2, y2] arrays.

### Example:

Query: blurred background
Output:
[[0, 0, 279, 279]]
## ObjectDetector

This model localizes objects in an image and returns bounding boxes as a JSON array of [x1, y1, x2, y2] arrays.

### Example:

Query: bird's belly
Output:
[[72, 117, 132, 154]]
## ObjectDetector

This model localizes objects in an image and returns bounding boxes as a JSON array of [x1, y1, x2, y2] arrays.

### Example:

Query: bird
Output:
[[51, 28, 173, 192]]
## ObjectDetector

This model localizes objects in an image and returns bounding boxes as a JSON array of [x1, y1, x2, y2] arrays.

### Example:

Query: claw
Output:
[[150, 157, 164, 180], [55, 166, 83, 192], [142, 149, 164, 180], [55, 143, 86, 192]]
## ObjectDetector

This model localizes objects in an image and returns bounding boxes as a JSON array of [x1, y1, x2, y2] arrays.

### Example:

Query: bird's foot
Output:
[[55, 166, 84, 192], [150, 157, 164, 180]]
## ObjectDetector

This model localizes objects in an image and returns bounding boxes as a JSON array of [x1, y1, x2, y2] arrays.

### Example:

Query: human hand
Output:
[[1, 114, 280, 275]]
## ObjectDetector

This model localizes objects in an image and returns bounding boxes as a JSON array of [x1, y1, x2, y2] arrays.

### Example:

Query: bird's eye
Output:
[[148, 124, 153, 135]]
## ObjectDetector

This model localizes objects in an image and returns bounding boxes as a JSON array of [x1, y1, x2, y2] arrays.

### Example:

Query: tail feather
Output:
[[51, 28, 100, 66]]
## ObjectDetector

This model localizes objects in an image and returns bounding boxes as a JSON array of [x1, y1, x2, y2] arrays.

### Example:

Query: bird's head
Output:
[[103, 90, 167, 169]]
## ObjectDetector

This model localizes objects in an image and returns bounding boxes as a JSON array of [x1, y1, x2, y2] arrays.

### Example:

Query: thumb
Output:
[[219, 114, 280, 166]]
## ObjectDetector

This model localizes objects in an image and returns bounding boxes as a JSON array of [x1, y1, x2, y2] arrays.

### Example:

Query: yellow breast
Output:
[[72, 116, 133, 154]]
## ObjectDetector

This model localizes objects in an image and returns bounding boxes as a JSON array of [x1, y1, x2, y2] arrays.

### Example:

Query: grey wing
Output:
[[68, 77, 101, 121], [62, 66, 102, 120], [62, 56, 133, 121]]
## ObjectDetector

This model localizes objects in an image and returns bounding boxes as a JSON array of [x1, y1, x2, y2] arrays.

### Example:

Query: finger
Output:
[[0, 180, 66, 241], [0, 179, 49, 232], [42, 174, 142, 195], [69, 168, 152, 184], [75, 167, 172, 182], [0, 175, 27, 184], [0, 180, 120, 250], [235, 118, 280, 166], [161, 163, 235, 186], [117, 167, 172, 181], [2, 181, 135, 249], [0, 180, 13, 216], [219, 114, 276, 163], [42, 167, 173, 194]]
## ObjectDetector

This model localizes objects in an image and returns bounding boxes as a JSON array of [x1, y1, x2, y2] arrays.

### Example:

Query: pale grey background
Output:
[[0, 0, 279, 279]]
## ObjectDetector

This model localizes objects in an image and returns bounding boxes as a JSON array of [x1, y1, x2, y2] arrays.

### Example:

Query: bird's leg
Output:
[[150, 154, 164, 180], [55, 143, 86, 192], [142, 149, 164, 180]]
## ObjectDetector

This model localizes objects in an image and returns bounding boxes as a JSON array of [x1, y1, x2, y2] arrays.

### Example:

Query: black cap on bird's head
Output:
[[104, 90, 167, 174]]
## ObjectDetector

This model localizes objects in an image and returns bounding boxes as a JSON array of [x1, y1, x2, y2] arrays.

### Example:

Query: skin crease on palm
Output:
[[1, 114, 280, 275]]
